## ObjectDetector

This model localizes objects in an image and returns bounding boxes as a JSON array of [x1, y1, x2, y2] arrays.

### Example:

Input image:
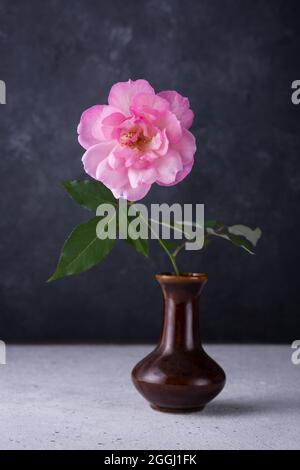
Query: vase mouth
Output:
[[156, 272, 208, 283]]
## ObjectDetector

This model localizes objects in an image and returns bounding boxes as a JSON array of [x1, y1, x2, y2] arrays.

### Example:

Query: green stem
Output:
[[172, 241, 186, 258], [157, 237, 180, 276], [140, 213, 180, 275]]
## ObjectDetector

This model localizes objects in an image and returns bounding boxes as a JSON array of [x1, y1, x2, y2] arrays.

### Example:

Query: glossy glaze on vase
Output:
[[132, 273, 226, 412]]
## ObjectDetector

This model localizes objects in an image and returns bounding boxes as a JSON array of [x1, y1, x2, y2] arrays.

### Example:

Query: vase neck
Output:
[[156, 274, 207, 353]]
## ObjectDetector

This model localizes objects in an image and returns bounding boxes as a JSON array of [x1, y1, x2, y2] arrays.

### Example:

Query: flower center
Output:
[[120, 128, 150, 151]]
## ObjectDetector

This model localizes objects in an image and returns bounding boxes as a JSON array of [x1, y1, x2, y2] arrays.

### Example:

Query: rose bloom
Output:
[[78, 79, 196, 201]]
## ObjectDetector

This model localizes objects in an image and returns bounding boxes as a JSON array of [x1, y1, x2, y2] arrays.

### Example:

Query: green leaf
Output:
[[62, 180, 116, 212], [119, 209, 149, 257], [125, 236, 149, 257], [227, 233, 254, 254], [48, 216, 115, 281], [204, 220, 217, 229], [206, 221, 262, 255], [163, 240, 181, 252], [228, 225, 262, 247]]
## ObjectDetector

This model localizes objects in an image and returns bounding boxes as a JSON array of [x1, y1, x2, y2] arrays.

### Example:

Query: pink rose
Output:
[[78, 79, 196, 201]]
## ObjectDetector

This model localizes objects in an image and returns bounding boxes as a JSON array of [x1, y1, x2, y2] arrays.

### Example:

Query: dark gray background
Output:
[[0, 0, 299, 343]]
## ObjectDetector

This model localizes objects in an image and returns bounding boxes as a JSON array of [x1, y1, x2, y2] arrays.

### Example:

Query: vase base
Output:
[[150, 404, 205, 414]]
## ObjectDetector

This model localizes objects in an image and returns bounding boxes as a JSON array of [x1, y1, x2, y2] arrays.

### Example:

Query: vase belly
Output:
[[132, 273, 226, 412]]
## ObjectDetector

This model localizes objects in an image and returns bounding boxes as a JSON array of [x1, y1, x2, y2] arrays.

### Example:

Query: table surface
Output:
[[0, 345, 299, 450]]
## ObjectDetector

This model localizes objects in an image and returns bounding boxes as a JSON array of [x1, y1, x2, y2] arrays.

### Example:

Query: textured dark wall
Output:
[[0, 0, 299, 342]]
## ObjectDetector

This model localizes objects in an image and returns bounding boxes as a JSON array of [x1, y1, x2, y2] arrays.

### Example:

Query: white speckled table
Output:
[[0, 345, 299, 450]]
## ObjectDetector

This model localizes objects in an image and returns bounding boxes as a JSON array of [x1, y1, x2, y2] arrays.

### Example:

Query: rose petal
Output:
[[156, 111, 182, 144], [96, 158, 129, 189], [82, 141, 116, 179], [150, 129, 169, 156], [108, 79, 155, 115], [157, 161, 194, 187], [98, 105, 126, 140], [130, 92, 169, 120], [158, 90, 194, 129], [172, 129, 196, 164], [155, 150, 183, 185], [101, 112, 126, 127], [112, 183, 152, 201], [128, 167, 157, 188], [77, 105, 105, 150], [107, 151, 124, 170], [140, 151, 160, 163]]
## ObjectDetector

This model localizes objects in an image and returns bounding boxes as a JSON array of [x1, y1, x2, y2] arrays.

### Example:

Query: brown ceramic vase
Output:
[[132, 273, 226, 413]]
